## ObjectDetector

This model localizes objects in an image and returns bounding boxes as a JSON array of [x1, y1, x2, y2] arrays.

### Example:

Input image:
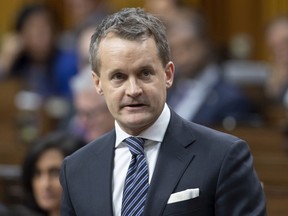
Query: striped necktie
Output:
[[121, 137, 149, 216]]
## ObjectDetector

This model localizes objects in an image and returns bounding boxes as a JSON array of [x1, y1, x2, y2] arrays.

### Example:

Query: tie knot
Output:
[[124, 137, 145, 155]]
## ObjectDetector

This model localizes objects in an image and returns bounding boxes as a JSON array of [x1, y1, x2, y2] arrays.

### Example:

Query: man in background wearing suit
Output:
[[166, 8, 255, 127], [60, 8, 266, 216]]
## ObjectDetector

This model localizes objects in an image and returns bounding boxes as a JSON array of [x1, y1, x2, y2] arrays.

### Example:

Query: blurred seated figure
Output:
[[0, 3, 78, 100], [69, 68, 114, 142], [166, 8, 256, 128], [265, 15, 288, 106], [9, 131, 84, 216]]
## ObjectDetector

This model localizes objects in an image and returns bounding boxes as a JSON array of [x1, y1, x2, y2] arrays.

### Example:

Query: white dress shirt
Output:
[[112, 103, 171, 216]]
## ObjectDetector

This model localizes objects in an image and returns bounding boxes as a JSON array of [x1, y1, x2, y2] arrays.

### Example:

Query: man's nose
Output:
[[126, 78, 142, 97]]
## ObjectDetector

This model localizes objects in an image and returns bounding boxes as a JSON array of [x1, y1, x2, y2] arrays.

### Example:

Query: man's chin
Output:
[[120, 114, 153, 133]]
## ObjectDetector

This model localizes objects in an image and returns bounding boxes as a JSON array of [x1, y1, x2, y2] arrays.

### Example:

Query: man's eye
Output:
[[112, 73, 125, 80], [142, 70, 150, 76], [141, 70, 152, 78]]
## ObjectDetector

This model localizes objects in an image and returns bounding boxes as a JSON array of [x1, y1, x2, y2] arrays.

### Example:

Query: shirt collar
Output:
[[115, 103, 171, 148]]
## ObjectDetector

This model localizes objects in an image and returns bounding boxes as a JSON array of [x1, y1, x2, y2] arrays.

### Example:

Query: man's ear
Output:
[[92, 71, 103, 95], [165, 61, 175, 88]]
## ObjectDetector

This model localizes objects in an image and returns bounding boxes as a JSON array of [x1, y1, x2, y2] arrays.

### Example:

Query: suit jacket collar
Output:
[[143, 109, 196, 216], [84, 130, 116, 215]]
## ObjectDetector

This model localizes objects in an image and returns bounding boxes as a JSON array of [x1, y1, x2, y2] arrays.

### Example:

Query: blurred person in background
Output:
[[166, 8, 255, 128], [265, 15, 288, 106], [8, 131, 84, 216], [69, 67, 114, 142], [0, 3, 78, 100], [0, 3, 80, 132]]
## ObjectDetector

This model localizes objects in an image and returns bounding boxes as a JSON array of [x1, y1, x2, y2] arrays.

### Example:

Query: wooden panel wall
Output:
[[201, 0, 288, 60], [202, 0, 261, 59], [0, 0, 26, 34]]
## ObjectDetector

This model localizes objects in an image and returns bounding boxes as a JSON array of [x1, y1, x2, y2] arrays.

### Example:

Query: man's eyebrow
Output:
[[108, 68, 124, 76], [138, 65, 154, 71]]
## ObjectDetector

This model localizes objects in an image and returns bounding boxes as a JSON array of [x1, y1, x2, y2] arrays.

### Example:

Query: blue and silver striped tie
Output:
[[121, 137, 149, 216]]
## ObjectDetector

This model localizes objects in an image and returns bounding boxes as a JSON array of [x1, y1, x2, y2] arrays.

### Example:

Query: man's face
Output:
[[92, 33, 174, 135], [169, 26, 207, 78]]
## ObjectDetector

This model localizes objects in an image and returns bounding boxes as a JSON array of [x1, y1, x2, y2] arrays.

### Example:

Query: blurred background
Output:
[[0, 0, 288, 215]]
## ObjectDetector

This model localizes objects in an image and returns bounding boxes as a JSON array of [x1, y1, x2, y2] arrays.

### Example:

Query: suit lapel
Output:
[[84, 131, 115, 215], [143, 111, 196, 216]]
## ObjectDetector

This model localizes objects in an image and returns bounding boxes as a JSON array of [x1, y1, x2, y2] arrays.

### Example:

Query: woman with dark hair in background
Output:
[[0, 3, 78, 99], [0, 3, 80, 132], [8, 131, 84, 216]]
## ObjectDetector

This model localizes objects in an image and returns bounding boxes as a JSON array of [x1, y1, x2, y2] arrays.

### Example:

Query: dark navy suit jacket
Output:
[[60, 110, 266, 215]]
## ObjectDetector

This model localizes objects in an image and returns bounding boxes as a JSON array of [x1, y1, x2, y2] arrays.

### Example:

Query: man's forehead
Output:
[[98, 34, 158, 58], [100, 32, 154, 45], [96, 33, 162, 73]]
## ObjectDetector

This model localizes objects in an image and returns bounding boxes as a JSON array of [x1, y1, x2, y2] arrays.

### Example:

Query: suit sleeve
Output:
[[215, 140, 267, 216], [60, 158, 77, 216]]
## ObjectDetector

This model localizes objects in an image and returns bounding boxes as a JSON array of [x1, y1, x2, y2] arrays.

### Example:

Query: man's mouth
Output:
[[127, 104, 145, 107], [122, 103, 147, 109]]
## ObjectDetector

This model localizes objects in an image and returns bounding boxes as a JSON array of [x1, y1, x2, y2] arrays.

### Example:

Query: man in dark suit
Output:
[[166, 8, 256, 127], [60, 8, 266, 215]]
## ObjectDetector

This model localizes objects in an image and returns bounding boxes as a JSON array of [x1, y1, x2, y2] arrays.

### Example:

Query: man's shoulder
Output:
[[180, 117, 249, 161], [190, 120, 240, 141], [170, 110, 244, 148]]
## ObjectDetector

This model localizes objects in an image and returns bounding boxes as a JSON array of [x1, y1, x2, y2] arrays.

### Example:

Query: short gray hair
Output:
[[89, 7, 171, 75]]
